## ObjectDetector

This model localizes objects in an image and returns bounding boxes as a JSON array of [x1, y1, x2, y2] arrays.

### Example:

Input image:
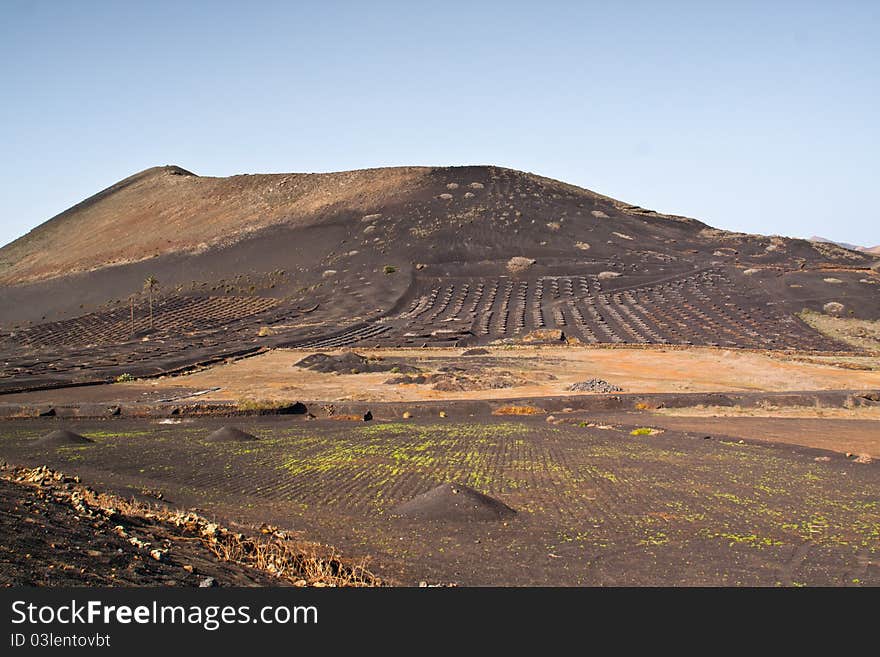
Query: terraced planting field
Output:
[[370, 268, 847, 349], [1, 415, 877, 586]]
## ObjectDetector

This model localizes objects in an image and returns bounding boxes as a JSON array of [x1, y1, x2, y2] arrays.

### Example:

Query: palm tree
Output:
[[143, 276, 159, 329]]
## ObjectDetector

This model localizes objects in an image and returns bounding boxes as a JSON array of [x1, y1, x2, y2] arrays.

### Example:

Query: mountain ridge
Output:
[[0, 163, 878, 392], [810, 235, 880, 255]]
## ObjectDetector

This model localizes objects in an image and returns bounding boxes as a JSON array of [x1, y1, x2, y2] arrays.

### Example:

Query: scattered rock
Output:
[[567, 379, 623, 393], [384, 374, 428, 385], [468, 182, 484, 189], [38, 408, 56, 417], [363, 411, 373, 422], [575, 241, 590, 250], [296, 352, 419, 375], [597, 271, 621, 280], [199, 577, 218, 588], [108, 406, 122, 417], [426, 368, 528, 391], [461, 348, 490, 356], [823, 277, 843, 284], [590, 210, 609, 219]]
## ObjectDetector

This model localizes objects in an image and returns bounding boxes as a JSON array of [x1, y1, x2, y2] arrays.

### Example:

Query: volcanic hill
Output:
[[1, 165, 878, 392]]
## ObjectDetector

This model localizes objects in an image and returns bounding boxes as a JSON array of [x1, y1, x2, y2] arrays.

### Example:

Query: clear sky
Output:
[[1, 1, 878, 248]]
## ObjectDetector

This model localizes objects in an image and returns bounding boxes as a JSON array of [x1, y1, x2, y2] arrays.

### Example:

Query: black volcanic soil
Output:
[[0, 467, 280, 586], [1, 164, 877, 393], [205, 426, 258, 442], [0, 416, 877, 586], [36, 429, 93, 446], [391, 483, 517, 521]]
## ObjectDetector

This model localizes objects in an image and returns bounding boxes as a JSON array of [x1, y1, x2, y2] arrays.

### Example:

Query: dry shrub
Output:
[[492, 405, 546, 416], [506, 256, 535, 274], [823, 301, 844, 316], [202, 530, 375, 587], [5, 465, 379, 587], [328, 414, 368, 422], [630, 427, 662, 436]]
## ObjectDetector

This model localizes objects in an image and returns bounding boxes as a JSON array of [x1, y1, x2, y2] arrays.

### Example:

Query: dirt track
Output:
[[134, 346, 880, 403], [638, 414, 880, 459]]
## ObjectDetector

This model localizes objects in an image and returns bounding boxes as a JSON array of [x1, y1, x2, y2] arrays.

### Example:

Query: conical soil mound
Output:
[[36, 429, 94, 446], [391, 483, 516, 521], [205, 426, 258, 442]]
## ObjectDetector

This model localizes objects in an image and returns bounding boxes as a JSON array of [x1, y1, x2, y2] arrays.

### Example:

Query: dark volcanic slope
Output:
[[1, 165, 878, 392]]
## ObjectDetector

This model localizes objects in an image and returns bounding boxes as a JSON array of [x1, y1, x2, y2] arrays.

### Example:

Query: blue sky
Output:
[[1, 1, 878, 248]]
